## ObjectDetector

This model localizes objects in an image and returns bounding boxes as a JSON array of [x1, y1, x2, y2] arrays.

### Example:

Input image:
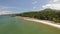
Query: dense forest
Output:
[[16, 8, 60, 23]]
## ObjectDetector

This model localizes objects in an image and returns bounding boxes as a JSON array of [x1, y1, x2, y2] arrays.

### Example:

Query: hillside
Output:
[[16, 9, 60, 23]]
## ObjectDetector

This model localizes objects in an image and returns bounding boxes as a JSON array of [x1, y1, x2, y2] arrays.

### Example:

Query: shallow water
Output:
[[0, 16, 60, 34]]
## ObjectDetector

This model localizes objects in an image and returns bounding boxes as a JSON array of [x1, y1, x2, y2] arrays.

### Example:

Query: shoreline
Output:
[[16, 16, 60, 28]]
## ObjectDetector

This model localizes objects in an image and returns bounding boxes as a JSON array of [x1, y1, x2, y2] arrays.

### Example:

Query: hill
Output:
[[15, 8, 60, 23]]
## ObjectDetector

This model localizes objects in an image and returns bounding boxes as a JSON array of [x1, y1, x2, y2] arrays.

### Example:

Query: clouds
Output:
[[42, 0, 60, 10], [53, 0, 58, 2], [32, 0, 38, 10], [50, 0, 58, 3], [0, 0, 33, 15], [0, 6, 16, 15], [33, 7, 36, 10], [0, 6, 16, 10], [42, 3, 60, 10], [32, 1, 37, 5], [0, 0, 60, 15], [0, 10, 13, 15], [0, 6, 11, 15]]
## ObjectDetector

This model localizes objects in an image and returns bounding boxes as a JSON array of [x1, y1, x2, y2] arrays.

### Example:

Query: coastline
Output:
[[16, 16, 60, 28]]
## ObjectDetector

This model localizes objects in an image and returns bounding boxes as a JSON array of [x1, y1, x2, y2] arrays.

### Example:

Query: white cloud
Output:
[[32, 1, 37, 5], [42, 0, 60, 10], [0, 6, 20, 15], [33, 7, 36, 9], [42, 3, 60, 10], [0, 6, 16, 10], [53, 0, 58, 2], [50, 0, 58, 3], [0, 10, 13, 15]]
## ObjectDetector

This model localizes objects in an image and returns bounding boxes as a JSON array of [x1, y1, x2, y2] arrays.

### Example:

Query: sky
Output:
[[0, 0, 60, 15]]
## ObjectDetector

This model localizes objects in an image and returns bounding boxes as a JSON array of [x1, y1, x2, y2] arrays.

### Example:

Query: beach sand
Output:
[[16, 16, 60, 28]]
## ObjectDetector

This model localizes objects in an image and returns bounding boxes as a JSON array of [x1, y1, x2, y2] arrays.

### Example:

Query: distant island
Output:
[[15, 8, 60, 24]]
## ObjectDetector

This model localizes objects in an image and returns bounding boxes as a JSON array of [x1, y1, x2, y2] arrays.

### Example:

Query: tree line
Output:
[[16, 8, 60, 23]]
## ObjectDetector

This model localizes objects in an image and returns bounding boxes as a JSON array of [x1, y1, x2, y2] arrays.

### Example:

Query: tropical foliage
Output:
[[16, 8, 60, 23]]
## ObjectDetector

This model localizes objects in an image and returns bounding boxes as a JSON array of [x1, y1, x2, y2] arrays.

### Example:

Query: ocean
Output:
[[0, 16, 60, 34]]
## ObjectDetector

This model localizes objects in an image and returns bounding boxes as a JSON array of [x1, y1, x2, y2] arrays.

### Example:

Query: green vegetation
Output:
[[16, 8, 60, 23]]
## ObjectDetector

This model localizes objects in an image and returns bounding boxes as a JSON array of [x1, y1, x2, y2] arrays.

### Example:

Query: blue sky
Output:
[[0, 0, 60, 14]]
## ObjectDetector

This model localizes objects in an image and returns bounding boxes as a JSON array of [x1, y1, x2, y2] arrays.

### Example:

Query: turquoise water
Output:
[[0, 16, 39, 34], [0, 16, 60, 34]]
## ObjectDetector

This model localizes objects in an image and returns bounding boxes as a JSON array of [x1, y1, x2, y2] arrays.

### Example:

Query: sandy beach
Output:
[[17, 16, 60, 28]]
